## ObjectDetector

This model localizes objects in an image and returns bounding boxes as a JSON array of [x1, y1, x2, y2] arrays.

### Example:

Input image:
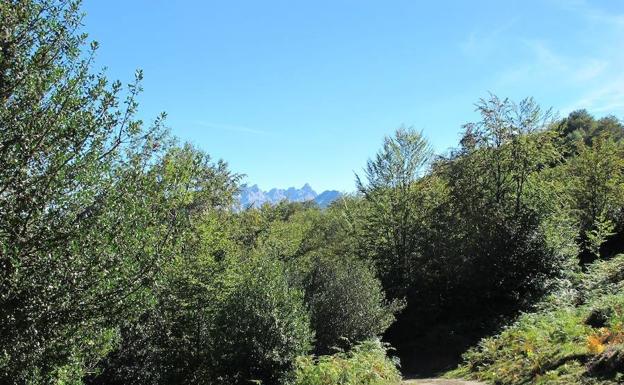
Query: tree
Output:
[[566, 133, 624, 263], [355, 127, 433, 297], [455, 95, 559, 212], [0, 1, 240, 381], [435, 96, 570, 309], [557, 109, 624, 152], [351, 97, 577, 374]]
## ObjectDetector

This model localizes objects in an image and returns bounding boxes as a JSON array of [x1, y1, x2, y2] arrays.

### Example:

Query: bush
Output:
[[209, 256, 313, 385], [292, 340, 401, 385], [304, 257, 403, 354], [90, 252, 313, 385]]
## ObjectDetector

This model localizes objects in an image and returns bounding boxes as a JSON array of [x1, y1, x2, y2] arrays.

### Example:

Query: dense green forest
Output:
[[2, 1, 624, 384]]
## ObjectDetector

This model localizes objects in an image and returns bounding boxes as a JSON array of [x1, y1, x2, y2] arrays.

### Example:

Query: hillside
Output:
[[448, 254, 624, 385]]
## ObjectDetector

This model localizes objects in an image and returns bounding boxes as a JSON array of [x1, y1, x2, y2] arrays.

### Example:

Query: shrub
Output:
[[292, 340, 401, 385], [304, 257, 403, 354], [209, 256, 313, 385], [90, 253, 313, 385]]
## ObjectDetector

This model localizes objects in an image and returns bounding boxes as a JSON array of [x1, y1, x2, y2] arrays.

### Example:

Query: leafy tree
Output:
[[351, 96, 578, 374], [566, 133, 624, 263], [355, 127, 433, 298], [1, 0, 154, 380], [454, 96, 558, 212], [231, 201, 317, 252], [559, 109, 596, 146], [92, 237, 310, 385], [0, 1, 240, 382], [232, 202, 402, 358], [89, 210, 239, 385], [434, 96, 572, 310], [557, 109, 624, 149]]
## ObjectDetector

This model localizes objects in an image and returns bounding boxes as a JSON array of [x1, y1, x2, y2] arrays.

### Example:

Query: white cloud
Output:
[[458, 1, 624, 116], [563, 77, 624, 114], [547, 1, 624, 115], [550, 0, 624, 29], [572, 59, 609, 82], [494, 39, 608, 86]]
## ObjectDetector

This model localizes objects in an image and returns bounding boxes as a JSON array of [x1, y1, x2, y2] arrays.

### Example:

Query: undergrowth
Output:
[[448, 254, 624, 385], [291, 340, 401, 385]]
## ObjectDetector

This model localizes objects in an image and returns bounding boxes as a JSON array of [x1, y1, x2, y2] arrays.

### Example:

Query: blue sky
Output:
[[83, 0, 624, 192]]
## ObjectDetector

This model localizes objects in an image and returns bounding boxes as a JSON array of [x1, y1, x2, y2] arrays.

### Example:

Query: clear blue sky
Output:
[[83, 0, 624, 192]]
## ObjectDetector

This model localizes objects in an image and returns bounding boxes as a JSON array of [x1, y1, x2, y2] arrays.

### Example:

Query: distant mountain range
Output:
[[238, 183, 341, 208]]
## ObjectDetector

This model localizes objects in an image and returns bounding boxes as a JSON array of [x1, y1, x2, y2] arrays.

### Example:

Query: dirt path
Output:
[[403, 379, 485, 385]]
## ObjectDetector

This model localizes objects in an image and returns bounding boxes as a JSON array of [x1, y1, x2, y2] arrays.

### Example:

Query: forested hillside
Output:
[[2, 2, 624, 385]]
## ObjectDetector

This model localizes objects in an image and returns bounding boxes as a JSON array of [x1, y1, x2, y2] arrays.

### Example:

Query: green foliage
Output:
[[348, 96, 580, 374], [357, 97, 574, 313], [0, 1, 240, 381], [51, 329, 120, 385], [557, 109, 624, 150], [450, 254, 624, 385], [304, 257, 404, 354], [230, 200, 401, 358], [92, 247, 312, 385], [210, 256, 313, 385], [565, 133, 624, 262], [357, 126, 432, 192], [355, 127, 434, 298], [581, 254, 624, 298], [90, 195, 402, 385], [4, 2, 624, 383], [450, 309, 591, 384], [89, 209, 239, 385], [292, 340, 401, 385], [0, 0, 171, 380]]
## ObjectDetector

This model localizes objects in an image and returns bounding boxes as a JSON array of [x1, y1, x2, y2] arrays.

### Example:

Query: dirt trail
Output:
[[403, 379, 485, 385]]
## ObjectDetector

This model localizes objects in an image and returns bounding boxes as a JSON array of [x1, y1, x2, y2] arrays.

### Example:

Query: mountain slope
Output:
[[314, 190, 341, 208], [238, 184, 341, 208]]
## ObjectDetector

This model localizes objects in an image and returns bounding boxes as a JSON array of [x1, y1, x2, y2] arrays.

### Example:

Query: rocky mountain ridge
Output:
[[238, 183, 341, 208]]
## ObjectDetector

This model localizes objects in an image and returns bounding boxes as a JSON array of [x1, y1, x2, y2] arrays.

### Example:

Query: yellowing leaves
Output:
[[587, 334, 605, 354], [586, 326, 624, 355]]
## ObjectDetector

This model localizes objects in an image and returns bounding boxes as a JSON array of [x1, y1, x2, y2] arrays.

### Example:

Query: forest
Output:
[[2, 1, 624, 385]]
